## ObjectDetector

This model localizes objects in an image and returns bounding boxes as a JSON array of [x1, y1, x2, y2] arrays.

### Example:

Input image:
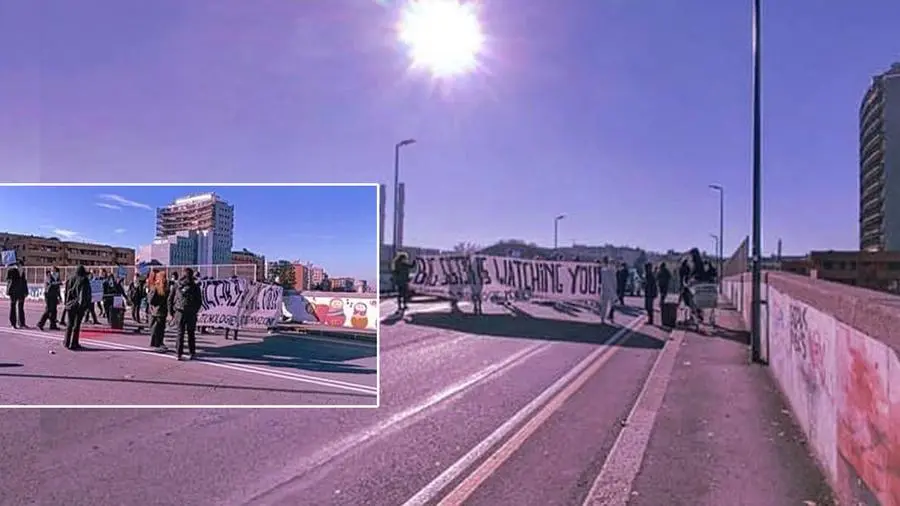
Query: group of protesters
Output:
[[4, 264, 204, 361], [389, 248, 718, 327]]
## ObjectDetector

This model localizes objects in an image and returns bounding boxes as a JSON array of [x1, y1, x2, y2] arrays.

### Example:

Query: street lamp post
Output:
[[710, 234, 719, 264], [392, 138, 416, 263], [750, 0, 763, 363], [709, 184, 724, 293], [553, 214, 566, 250]]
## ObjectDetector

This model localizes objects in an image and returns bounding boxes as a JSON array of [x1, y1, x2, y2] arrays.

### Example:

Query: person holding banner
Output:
[[599, 257, 617, 324], [643, 263, 658, 326], [391, 251, 414, 312]]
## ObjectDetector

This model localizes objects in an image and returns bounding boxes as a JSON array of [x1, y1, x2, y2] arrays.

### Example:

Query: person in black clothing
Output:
[[63, 265, 92, 350], [172, 268, 203, 361], [680, 248, 712, 322], [6, 266, 28, 328], [704, 260, 718, 284], [643, 263, 658, 325], [224, 275, 240, 340], [81, 271, 100, 325], [167, 271, 179, 328], [147, 270, 169, 351], [128, 276, 146, 324], [38, 267, 62, 330], [656, 262, 671, 310], [392, 251, 414, 312], [615, 263, 629, 305], [100, 269, 116, 324]]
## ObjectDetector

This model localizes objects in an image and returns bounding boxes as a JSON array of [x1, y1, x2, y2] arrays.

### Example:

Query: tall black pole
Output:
[[392, 142, 400, 264], [719, 188, 724, 293], [750, 0, 763, 363], [554, 220, 559, 250]]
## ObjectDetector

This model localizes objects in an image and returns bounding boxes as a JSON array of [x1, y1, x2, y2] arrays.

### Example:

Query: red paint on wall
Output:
[[837, 337, 889, 503]]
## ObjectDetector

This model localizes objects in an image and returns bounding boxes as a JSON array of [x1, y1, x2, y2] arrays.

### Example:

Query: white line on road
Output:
[[401, 316, 647, 506], [2, 328, 377, 396], [246, 342, 551, 505], [582, 329, 686, 506]]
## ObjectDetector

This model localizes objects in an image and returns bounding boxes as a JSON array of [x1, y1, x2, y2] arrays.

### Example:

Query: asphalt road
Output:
[[0, 297, 664, 506], [0, 301, 377, 406]]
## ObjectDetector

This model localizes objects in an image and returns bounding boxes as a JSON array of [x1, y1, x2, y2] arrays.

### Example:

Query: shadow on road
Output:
[[0, 372, 374, 399], [406, 312, 664, 349], [0, 363, 23, 368], [197, 335, 377, 375]]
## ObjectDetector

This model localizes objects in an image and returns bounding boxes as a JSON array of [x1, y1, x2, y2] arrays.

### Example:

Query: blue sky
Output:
[[1, 0, 899, 255], [0, 185, 377, 282]]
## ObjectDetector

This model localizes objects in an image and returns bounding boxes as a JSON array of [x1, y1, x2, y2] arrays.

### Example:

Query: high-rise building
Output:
[[860, 63, 900, 251], [156, 193, 234, 263]]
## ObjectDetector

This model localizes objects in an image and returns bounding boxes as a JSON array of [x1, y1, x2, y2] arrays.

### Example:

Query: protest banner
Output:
[[239, 282, 283, 330], [1, 250, 16, 267], [409, 254, 605, 302], [287, 292, 378, 331], [197, 277, 249, 330]]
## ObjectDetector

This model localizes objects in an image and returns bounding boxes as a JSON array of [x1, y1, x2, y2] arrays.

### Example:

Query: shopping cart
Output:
[[680, 283, 718, 329]]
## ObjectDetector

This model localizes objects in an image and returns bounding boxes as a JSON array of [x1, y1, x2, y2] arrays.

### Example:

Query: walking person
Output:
[[615, 262, 629, 305], [656, 262, 671, 311], [599, 257, 617, 324], [63, 265, 92, 350], [38, 267, 62, 331], [391, 251, 414, 313], [643, 263, 658, 325], [81, 271, 99, 325], [166, 271, 179, 329], [172, 268, 202, 361], [6, 265, 28, 328], [100, 269, 116, 324], [147, 271, 170, 352]]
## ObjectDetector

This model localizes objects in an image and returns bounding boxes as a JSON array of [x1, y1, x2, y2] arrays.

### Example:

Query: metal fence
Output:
[[0, 264, 259, 284]]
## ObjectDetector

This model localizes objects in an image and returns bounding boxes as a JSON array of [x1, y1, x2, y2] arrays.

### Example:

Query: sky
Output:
[[0, 185, 378, 282], [1, 0, 899, 256]]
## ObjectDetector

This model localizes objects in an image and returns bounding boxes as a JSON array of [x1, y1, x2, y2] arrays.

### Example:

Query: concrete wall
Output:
[[724, 272, 900, 506]]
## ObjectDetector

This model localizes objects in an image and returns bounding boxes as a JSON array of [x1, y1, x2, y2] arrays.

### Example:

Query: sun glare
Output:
[[398, 0, 485, 78]]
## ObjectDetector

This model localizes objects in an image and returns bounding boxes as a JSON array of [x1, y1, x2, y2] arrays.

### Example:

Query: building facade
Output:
[[232, 249, 266, 281], [0, 232, 135, 267], [156, 193, 234, 264], [309, 265, 326, 288], [860, 63, 900, 251]]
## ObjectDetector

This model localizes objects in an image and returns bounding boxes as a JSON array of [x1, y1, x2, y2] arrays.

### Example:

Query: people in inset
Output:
[[38, 266, 62, 331], [147, 270, 170, 352], [82, 271, 100, 325], [469, 261, 484, 316], [680, 248, 713, 322], [225, 274, 239, 340], [643, 262, 658, 325], [599, 257, 617, 324], [6, 265, 28, 328], [615, 263, 629, 305], [167, 271, 180, 328], [391, 251, 414, 313], [656, 262, 671, 310], [100, 269, 116, 324], [63, 265, 92, 350], [172, 268, 202, 361], [128, 275, 146, 324]]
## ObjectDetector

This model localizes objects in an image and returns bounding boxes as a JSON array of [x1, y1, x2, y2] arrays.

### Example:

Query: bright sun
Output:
[[398, 0, 485, 78]]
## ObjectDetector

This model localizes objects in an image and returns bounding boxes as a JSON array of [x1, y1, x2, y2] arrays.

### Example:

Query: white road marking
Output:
[[246, 342, 551, 505], [2, 328, 377, 396], [582, 329, 686, 506], [401, 316, 647, 506]]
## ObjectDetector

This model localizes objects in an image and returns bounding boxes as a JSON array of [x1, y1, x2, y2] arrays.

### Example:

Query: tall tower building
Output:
[[156, 193, 234, 264], [860, 63, 900, 251]]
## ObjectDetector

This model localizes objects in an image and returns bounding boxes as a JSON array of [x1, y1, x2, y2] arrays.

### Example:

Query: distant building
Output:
[[330, 277, 355, 292], [291, 262, 311, 291], [138, 231, 201, 266], [156, 192, 234, 264], [354, 279, 369, 293], [309, 265, 326, 288], [0, 232, 134, 267], [232, 249, 266, 281], [860, 63, 900, 251]]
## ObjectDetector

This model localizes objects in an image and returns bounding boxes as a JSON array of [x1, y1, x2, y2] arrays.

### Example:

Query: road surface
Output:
[[0, 300, 377, 406], [0, 295, 668, 505]]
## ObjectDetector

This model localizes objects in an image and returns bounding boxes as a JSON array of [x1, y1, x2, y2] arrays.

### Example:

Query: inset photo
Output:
[[0, 184, 379, 407]]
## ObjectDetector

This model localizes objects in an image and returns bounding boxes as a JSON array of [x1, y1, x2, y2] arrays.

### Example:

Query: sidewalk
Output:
[[626, 304, 836, 505]]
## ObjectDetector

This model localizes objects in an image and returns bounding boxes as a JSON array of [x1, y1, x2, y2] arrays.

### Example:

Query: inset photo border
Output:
[[0, 183, 380, 408]]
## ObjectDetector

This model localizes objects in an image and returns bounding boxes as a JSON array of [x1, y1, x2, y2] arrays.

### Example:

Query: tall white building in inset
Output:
[[155, 193, 234, 264]]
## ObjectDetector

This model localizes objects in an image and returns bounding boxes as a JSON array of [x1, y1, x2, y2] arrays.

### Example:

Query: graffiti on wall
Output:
[[835, 324, 900, 506]]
